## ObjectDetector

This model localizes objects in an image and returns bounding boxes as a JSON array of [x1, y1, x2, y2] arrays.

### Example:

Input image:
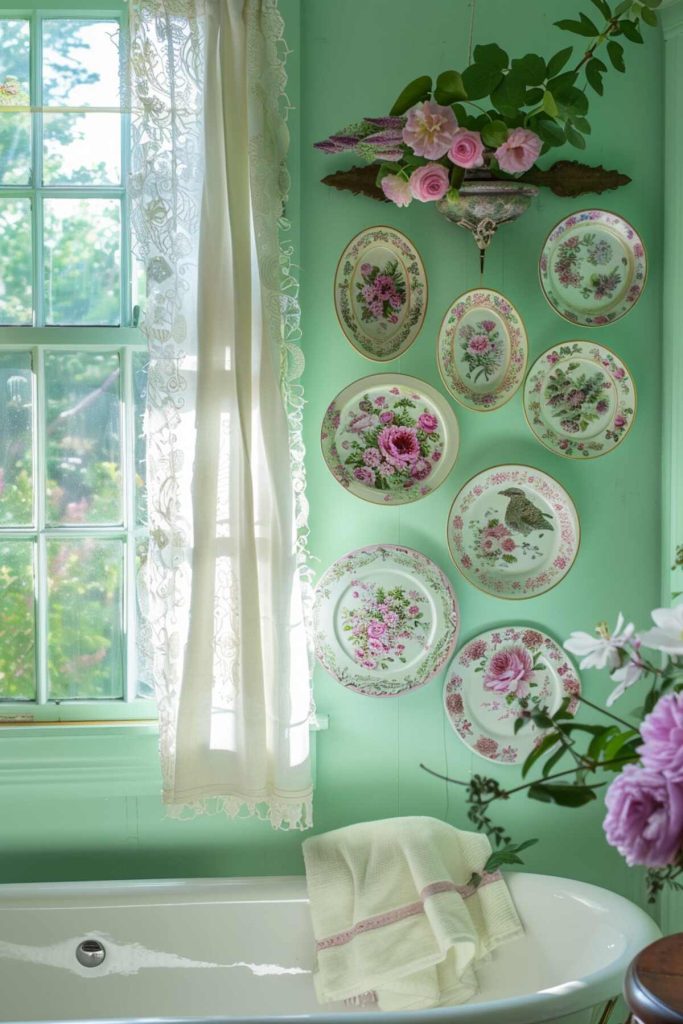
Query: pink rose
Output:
[[495, 128, 542, 174], [483, 646, 534, 697], [378, 425, 421, 467], [408, 605, 420, 616], [448, 128, 485, 169], [409, 163, 450, 203], [367, 620, 387, 639], [417, 412, 438, 432], [604, 763, 683, 867], [380, 173, 413, 207], [403, 100, 459, 159], [468, 335, 490, 353], [354, 466, 376, 486], [379, 410, 394, 424], [639, 694, 683, 777]]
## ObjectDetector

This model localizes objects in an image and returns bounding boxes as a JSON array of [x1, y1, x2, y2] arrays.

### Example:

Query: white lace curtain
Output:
[[130, 0, 313, 829]]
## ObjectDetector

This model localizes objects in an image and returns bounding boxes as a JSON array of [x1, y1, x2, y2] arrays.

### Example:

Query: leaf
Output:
[[619, 19, 643, 43], [614, 0, 632, 14], [522, 733, 561, 779], [434, 69, 468, 105], [641, 6, 658, 27], [462, 63, 505, 101], [528, 783, 598, 807], [553, 83, 589, 116], [473, 42, 509, 70], [586, 58, 605, 94], [643, 0, 662, 7], [532, 115, 566, 147], [607, 40, 626, 71], [514, 715, 530, 735], [554, 17, 599, 36], [481, 119, 509, 147], [589, 0, 612, 17], [526, 87, 545, 106], [390, 75, 432, 116], [543, 745, 568, 777], [542, 89, 560, 117], [546, 46, 574, 79], [511, 53, 547, 86], [587, 725, 620, 761], [491, 71, 527, 115], [572, 116, 592, 134]]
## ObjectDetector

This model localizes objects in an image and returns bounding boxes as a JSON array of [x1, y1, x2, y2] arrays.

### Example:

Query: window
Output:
[[0, 5, 151, 722]]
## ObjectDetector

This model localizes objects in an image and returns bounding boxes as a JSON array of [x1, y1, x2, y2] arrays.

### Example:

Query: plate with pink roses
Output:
[[444, 627, 581, 764], [334, 226, 427, 361], [539, 210, 647, 327], [437, 288, 528, 411], [321, 373, 459, 505]]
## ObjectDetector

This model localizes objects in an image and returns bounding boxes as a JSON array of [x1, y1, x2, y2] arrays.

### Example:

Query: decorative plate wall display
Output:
[[524, 341, 636, 459], [447, 464, 580, 599], [321, 373, 459, 505], [334, 226, 428, 361], [443, 627, 581, 764], [539, 210, 646, 327], [437, 288, 528, 411], [313, 544, 460, 697]]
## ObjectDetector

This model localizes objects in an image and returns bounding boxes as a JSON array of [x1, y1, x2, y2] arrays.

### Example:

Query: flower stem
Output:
[[578, 695, 636, 731]]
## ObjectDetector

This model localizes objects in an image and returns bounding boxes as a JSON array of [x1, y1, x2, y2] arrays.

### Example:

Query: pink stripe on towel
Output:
[[316, 870, 502, 952]]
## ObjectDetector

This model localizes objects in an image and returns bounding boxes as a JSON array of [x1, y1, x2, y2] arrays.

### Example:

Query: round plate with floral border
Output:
[[321, 373, 459, 505], [539, 209, 647, 327], [524, 341, 636, 459], [443, 627, 581, 764], [437, 288, 528, 411], [447, 464, 580, 599], [334, 225, 428, 361], [313, 544, 460, 697]]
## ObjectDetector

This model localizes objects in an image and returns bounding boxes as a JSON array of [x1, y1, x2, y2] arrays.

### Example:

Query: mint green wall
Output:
[[0, 0, 665, 906]]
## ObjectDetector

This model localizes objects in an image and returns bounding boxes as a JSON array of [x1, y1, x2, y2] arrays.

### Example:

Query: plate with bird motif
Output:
[[313, 544, 460, 697], [539, 210, 647, 327], [321, 373, 459, 505], [524, 341, 636, 459], [447, 465, 580, 599], [443, 627, 581, 764], [437, 288, 528, 411], [334, 226, 428, 361]]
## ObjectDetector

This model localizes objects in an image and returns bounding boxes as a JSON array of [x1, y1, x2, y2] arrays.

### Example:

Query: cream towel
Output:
[[302, 816, 524, 1012]]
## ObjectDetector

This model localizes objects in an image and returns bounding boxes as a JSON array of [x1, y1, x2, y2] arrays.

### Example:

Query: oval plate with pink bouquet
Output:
[[539, 210, 647, 327], [443, 627, 581, 764], [334, 226, 427, 361], [313, 544, 460, 697], [447, 464, 580, 599], [437, 288, 528, 412], [321, 373, 459, 505], [524, 341, 636, 459]]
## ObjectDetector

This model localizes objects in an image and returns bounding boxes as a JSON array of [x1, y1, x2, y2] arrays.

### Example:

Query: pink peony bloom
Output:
[[448, 128, 485, 169], [495, 128, 542, 174], [409, 163, 450, 202], [403, 100, 459, 159], [378, 425, 421, 467], [483, 646, 534, 697], [639, 694, 683, 777], [367, 620, 387, 639], [603, 763, 683, 867], [354, 466, 376, 486], [380, 173, 413, 207], [468, 335, 490, 353], [417, 412, 438, 432]]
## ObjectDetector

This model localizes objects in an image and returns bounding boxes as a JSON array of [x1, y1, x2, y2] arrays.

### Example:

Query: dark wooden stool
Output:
[[625, 934, 683, 1024]]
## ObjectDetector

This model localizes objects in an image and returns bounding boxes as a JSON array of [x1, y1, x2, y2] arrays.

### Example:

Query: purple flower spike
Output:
[[365, 116, 406, 129]]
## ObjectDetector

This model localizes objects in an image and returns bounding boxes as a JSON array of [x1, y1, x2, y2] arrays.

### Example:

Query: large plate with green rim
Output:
[[334, 225, 428, 361], [447, 464, 580, 599], [313, 544, 460, 697], [443, 626, 581, 765], [539, 209, 646, 327], [524, 341, 636, 459], [321, 373, 459, 505], [437, 288, 527, 411]]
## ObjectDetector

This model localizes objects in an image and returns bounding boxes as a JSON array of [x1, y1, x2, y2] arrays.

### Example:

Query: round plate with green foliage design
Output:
[[443, 627, 580, 765], [447, 465, 580, 599], [313, 544, 460, 697], [524, 341, 636, 459], [539, 210, 646, 327], [437, 288, 528, 411], [321, 373, 459, 505], [334, 226, 427, 361]]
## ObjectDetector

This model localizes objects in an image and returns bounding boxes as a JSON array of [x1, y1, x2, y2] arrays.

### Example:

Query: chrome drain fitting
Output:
[[76, 939, 106, 968]]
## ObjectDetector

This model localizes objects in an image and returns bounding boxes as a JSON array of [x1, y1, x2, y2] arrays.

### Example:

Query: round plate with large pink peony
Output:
[[321, 373, 459, 505], [444, 627, 581, 764]]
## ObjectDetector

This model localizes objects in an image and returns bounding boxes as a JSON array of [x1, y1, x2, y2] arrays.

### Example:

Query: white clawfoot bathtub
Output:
[[0, 872, 660, 1024]]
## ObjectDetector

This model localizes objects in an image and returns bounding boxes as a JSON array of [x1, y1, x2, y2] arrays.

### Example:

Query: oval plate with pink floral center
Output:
[[313, 544, 460, 697], [539, 210, 647, 327], [524, 341, 636, 459], [437, 288, 528, 411], [334, 226, 428, 361], [443, 627, 581, 764], [321, 373, 459, 505], [447, 464, 580, 599]]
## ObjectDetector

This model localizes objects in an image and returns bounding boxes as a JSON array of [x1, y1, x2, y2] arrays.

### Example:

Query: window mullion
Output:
[[31, 11, 44, 326], [122, 345, 136, 702], [34, 345, 48, 704]]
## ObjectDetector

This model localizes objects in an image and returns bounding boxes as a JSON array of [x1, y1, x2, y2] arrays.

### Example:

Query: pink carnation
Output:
[[403, 100, 459, 159], [448, 128, 485, 169], [409, 163, 450, 203], [380, 173, 413, 208], [495, 128, 542, 174]]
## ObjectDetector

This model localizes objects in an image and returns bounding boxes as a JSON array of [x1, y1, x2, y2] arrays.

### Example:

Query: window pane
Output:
[[0, 22, 31, 185], [43, 112, 121, 185], [0, 113, 31, 186], [135, 537, 153, 699], [0, 540, 36, 700], [43, 20, 121, 108], [0, 198, 32, 325], [133, 351, 148, 526], [44, 198, 121, 325], [45, 351, 122, 526], [0, 352, 33, 526], [47, 538, 124, 700]]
